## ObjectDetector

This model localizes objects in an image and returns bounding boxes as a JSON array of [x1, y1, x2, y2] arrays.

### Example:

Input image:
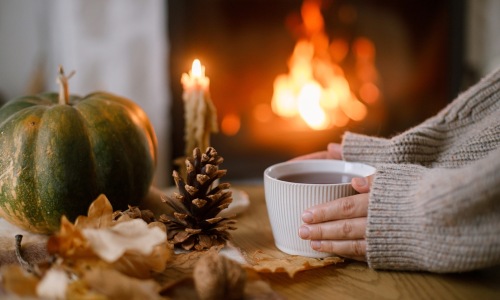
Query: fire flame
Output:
[[271, 0, 379, 130]]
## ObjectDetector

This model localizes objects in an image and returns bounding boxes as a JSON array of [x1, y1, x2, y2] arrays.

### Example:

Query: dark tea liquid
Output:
[[278, 172, 357, 184]]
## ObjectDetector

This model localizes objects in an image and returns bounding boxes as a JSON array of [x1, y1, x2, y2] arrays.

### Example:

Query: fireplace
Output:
[[168, 0, 465, 181]]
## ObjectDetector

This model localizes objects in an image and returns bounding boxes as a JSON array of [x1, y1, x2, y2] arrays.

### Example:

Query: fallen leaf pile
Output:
[[1, 194, 172, 299], [0, 194, 284, 299]]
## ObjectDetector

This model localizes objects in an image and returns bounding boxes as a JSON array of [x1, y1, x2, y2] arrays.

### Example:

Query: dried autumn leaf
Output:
[[81, 219, 166, 263], [48, 196, 172, 279], [0, 264, 39, 297], [66, 279, 108, 300], [36, 268, 70, 300], [247, 251, 343, 278], [113, 224, 173, 279], [47, 215, 94, 259], [155, 245, 224, 289], [83, 268, 163, 300], [113, 205, 156, 223], [75, 194, 114, 229]]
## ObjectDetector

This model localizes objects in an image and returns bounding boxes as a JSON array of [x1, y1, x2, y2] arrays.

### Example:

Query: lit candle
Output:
[[180, 59, 218, 160]]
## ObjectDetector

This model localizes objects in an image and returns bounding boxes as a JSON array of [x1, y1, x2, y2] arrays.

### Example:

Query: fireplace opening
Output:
[[168, 0, 465, 182]]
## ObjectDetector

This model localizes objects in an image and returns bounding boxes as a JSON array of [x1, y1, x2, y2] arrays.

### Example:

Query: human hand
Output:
[[298, 175, 373, 261], [290, 143, 342, 160]]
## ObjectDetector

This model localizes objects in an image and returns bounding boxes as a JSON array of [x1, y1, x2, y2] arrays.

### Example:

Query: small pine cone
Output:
[[160, 147, 237, 250]]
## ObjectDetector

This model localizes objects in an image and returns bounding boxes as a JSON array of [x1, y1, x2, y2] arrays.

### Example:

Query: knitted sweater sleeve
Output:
[[340, 68, 500, 272], [342, 67, 500, 168]]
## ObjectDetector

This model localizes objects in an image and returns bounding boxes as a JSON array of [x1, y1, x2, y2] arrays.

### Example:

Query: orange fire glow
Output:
[[271, 0, 379, 130]]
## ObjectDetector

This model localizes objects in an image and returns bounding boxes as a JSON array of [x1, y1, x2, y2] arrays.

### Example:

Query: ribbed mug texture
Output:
[[264, 160, 375, 258]]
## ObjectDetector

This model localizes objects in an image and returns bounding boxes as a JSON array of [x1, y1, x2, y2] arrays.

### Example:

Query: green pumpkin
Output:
[[0, 69, 157, 233]]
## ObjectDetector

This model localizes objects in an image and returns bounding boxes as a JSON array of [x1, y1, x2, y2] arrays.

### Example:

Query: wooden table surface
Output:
[[231, 184, 500, 300]]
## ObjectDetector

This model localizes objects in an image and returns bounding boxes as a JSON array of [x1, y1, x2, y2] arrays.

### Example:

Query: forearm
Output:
[[366, 148, 500, 272]]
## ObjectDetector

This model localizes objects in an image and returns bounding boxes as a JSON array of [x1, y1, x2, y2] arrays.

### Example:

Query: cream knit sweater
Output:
[[341, 67, 500, 272]]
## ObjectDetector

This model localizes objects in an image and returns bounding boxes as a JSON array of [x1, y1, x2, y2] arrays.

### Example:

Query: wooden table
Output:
[[231, 184, 500, 300]]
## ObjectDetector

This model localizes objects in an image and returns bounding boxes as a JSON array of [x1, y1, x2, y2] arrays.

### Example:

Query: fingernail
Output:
[[302, 211, 313, 223], [311, 241, 321, 250], [299, 226, 310, 239], [353, 177, 367, 187]]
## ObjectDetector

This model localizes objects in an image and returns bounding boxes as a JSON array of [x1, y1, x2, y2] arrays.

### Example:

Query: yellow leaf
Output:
[[83, 268, 163, 300], [0, 264, 39, 296], [47, 216, 94, 259], [75, 194, 114, 229], [247, 250, 343, 278]]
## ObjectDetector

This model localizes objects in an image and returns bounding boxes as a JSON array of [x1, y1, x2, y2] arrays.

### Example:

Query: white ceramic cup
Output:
[[263, 159, 376, 258]]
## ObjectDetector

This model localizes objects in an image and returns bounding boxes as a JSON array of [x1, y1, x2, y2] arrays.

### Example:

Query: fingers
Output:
[[299, 191, 369, 261], [290, 143, 342, 161], [290, 150, 329, 161], [301, 193, 369, 224], [326, 143, 342, 159], [351, 175, 374, 194], [310, 239, 367, 261], [299, 217, 366, 240]]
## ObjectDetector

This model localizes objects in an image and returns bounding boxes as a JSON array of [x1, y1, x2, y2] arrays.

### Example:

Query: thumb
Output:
[[351, 174, 374, 193]]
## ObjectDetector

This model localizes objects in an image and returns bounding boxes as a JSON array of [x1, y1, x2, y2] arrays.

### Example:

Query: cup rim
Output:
[[264, 159, 376, 186]]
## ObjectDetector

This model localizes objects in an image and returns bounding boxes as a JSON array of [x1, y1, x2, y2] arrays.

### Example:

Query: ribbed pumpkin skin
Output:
[[0, 92, 157, 233]]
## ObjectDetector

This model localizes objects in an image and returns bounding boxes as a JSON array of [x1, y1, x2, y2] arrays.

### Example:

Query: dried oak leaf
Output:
[[75, 194, 114, 229], [0, 264, 39, 297], [112, 206, 156, 223], [36, 267, 70, 299], [66, 279, 108, 300], [82, 267, 163, 300], [82, 219, 166, 262], [156, 245, 224, 291], [247, 250, 343, 278], [47, 194, 173, 278], [111, 223, 173, 278], [47, 215, 94, 259]]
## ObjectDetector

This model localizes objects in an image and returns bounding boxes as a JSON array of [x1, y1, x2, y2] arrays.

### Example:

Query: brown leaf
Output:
[[83, 267, 163, 300], [48, 197, 172, 280], [75, 194, 114, 229], [66, 279, 108, 300], [155, 246, 223, 288], [81, 219, 166, 263], [0, 264, 39, 297], [247, 250, 343, 278], [47, 216, 94, 259]]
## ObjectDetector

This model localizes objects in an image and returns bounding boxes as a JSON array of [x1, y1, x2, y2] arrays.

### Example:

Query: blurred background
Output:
[[1, 0, 499, 187]]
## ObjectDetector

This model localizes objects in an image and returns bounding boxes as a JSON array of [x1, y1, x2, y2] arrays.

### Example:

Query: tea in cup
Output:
[[263, 159, 375, 258]]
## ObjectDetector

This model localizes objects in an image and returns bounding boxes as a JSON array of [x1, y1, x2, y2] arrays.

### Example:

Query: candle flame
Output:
[[191, 59, 204, 78]]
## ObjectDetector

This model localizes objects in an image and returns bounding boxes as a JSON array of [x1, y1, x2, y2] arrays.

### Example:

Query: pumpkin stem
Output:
[[56, 65, 75, 105], [14, 235, 36, 274]]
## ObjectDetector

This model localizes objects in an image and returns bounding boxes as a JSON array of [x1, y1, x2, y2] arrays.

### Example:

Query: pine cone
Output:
[[160, 147, 236, 250]]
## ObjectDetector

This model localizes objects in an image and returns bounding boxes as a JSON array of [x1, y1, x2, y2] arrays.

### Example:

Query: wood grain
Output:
[[231, 184, 500, 300]]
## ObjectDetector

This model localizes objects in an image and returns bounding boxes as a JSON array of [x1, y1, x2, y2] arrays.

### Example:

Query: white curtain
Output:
[[0, 0, 171, 187]]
